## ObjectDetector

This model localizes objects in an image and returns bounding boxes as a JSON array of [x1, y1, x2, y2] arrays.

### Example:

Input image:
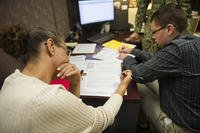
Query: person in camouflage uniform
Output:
[[178, 0, 193, 32], [125, 0, 192, 53]]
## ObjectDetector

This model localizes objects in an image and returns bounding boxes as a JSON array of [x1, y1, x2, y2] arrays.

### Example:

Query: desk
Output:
[[78, 32, 141, 133], [81, 82, 140, 133]]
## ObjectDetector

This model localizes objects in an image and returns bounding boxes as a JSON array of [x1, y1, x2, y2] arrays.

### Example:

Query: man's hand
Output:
[[119, 45, 133, 54], [118, 53, 128, 60]]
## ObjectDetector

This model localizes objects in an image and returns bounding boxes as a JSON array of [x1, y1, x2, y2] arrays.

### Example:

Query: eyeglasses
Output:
[[67, 49, 72, 56], [59, 44, 71, 56], [44, 41, 71, 56], [152, 26, 166, 35]]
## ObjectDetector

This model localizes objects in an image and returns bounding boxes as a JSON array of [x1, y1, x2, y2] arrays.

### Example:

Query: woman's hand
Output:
[[56, 63, 81, 97], [120, 70, 132, 84], [116, 70, 132, 96], [57, 63, 81, 82]]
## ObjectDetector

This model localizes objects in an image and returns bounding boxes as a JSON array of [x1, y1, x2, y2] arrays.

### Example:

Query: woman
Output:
[[0, 25, 132, 133]]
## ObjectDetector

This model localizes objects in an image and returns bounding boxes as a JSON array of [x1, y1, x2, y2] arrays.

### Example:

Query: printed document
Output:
[[80, 60, 123, 97], [70, 55, 86, 72], [72, 43, 97, 54], [93, 47, 121, 62]]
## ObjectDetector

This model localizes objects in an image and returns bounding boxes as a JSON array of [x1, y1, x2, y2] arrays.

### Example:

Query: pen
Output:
[[127, 54, 135, 58], [120, 42, 123, 51], [120, 42, 125, 52], [121, 72, 126, 76], [80, 70, 84, 74]]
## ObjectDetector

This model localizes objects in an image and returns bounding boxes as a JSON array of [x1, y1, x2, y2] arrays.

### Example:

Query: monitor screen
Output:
[[78, 0, 114, 25]]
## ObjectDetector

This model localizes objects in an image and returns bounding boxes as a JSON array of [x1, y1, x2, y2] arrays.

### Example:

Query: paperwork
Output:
[[72, 43, 97, 54], [68, 41, 130, 97], [93, 47, 122, 62], [80, 60, 122, 97], [70, 55, 86, 72]]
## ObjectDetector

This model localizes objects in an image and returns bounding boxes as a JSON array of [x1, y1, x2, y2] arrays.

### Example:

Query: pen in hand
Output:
[[120, 70, 132, 82], [119, 42, 125, 53], [127, 54, 135, 58]]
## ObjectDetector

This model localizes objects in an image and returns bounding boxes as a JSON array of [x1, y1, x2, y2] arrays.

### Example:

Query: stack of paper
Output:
[[71, 40, 132, 97], [80, 60, 122, 97]]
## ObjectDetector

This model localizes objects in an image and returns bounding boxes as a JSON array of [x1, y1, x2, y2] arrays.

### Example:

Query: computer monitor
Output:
[[78, 0, 114, 25]]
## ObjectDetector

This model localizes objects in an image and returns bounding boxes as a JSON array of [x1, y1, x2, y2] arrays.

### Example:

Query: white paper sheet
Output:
[[93, 47, 122, 63], [72, 43, 97, 54], [80, 60, 123, 97], [70, 55, 86, 71]]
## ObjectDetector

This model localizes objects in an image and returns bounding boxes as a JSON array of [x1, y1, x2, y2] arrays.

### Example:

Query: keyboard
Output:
[[87, 32, 116, 44]]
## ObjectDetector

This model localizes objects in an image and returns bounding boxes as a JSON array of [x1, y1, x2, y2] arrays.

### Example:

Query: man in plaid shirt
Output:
[[119, 3, 200, 133]]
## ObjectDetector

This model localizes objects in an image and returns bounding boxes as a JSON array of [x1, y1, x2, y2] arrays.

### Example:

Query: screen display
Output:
[[78, 0, 114, 25]]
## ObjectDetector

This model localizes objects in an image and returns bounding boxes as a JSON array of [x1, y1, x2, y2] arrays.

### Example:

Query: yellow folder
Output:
[[102, 39, 135, 50]]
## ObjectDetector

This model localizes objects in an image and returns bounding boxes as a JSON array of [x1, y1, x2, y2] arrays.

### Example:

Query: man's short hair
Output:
[[151, 3, 187, 33]]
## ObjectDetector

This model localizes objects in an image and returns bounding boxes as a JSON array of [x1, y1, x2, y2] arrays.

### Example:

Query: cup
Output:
[[104, 23, 110, 33]]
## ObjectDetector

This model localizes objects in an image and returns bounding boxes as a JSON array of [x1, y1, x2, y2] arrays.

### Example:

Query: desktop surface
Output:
[[78, 32, 141, 133], [81, 81, 140, 133]]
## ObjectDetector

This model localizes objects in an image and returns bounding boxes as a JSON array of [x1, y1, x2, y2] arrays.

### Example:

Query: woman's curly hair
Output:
[[0, 25, 29, 58], [0, 25, 63, 65]]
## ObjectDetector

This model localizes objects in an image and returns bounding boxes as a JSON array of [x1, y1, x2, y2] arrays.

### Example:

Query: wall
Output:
[[111, 0, 130, 31], [0, 0, 70, 37], [0, 0, 70, 88], [67, 0, 80, 31]]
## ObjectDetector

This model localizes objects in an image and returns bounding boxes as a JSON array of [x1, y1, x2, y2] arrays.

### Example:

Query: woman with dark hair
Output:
[[0, 25, 132, 133]]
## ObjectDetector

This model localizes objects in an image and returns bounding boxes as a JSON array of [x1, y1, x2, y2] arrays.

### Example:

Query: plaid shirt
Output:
[[123, 33, 200, 132]]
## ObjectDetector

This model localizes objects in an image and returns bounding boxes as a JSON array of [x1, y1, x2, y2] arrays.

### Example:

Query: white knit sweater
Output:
[[0, 70, 123, 133]]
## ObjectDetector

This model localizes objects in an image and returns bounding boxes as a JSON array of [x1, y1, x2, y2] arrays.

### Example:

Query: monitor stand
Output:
[[81, 23, 102, 35]]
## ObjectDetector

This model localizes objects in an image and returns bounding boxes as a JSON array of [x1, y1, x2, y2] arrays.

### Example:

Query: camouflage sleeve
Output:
[[178, 0, 193, 32], [134, 0, 151, 33]]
